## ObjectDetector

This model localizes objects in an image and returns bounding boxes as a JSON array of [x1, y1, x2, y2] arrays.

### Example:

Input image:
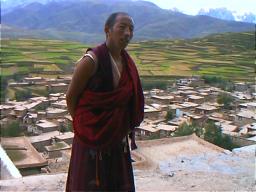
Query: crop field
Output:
[[1, 31, 254, 83], [1, 39, 89, 78], [127, 32, 254, 81]]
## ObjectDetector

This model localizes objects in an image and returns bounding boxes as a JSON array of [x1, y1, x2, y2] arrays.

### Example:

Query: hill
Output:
[[2, 0, 254, 43], [1, 31, 254, 83], [129, 31, 255, 82]]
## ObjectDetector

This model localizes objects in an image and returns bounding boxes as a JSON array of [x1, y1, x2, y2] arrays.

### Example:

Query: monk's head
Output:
[[105, 12, 134, 49]]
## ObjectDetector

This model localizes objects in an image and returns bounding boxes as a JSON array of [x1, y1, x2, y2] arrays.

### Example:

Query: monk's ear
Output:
[[104, 26, 110, 35]]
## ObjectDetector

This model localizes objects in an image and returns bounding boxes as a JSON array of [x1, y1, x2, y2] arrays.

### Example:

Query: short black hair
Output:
[[105, 12, 130, 28]]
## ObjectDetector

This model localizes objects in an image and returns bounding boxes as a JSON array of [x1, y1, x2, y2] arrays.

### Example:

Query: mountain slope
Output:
[[198, 8, 256, 23], [2, 0, 254, 42]]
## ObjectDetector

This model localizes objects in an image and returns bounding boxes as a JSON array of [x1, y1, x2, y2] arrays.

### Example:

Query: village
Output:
[[0, 75, 256, 182]]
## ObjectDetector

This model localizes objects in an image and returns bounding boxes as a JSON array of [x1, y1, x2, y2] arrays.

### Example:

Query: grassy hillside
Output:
[[2, 0, 254, 42], [128, 31, 254, 82], [1, 39, 90, 78], [1, 31, 254, 82]]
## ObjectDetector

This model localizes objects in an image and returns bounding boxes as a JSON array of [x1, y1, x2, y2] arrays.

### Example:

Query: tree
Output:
[[203, 121, 239, 150], [173, 121, 238, 150], [60, 122, 73, 133], [202, 75, 234, 91], [217, 93, 234, 109], [174, 123, 195, 136], [0, 76, 9, 103], [1, 121, 22, 137], [165, 110, 174, 121], [15, 89, 32, 101]]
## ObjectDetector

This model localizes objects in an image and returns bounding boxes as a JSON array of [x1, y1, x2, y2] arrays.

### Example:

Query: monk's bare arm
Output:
[[66, 51, 97, 119]]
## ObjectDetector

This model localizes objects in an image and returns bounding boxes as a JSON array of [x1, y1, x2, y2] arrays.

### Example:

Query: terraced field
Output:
[[127, 32, 254, 82], [1, 39, 89, 79], [1, 31, 254, 82]]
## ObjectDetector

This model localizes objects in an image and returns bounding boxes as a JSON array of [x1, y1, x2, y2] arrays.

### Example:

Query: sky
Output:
[[144, 0, 256, 15]]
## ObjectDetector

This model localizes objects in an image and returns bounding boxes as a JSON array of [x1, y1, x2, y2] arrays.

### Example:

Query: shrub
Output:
[[15, 89, 32, 101], [174, 123, 195, 136], [173, 121, 238, 150], [1, 121, 22, 137], [166, 110, 174, 121], [217, 93, 234, 109]]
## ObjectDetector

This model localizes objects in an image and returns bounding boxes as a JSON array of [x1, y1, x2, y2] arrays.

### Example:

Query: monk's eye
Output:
[[119, 25, 125, 31]]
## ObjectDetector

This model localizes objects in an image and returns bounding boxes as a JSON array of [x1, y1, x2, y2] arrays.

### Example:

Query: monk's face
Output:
[[106, 14, 134, 49]]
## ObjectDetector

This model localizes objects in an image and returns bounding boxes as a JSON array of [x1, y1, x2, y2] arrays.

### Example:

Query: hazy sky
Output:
[[144, 0, 256, 15]]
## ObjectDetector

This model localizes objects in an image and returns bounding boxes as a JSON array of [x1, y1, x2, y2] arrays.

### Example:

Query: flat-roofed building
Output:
[[234, 82, 250, 92], [187, 95, 204, 104], [151, 95, 174, 105], [29, 131, 61, 152], [173, 95, 184, 102], [55, 76, 72, 84], [239, 102, 256, 110], [195, 104, 218, 114], [13, 106, 27, 118], [157, 123, 177, 137], [150, 103, 168, 111], [149, 89, 164, 96], [187, 114, 206, 125], [179, 102, 199, 111], [246, 136, 256, 142], [176, 79, 192, 86], [24, 76, 45, 83], [0, 105, 14, 117], [179, 90, 198, 96], [232, 92, 253, 101], [45, 141, 71, 159], [49, 93, 63, 97], [167, 104, 184, 118], [48, 83, 68, 93], [136, 123, 160, 139], [247, 123, 256, 135], [144, 105, 162, 120], [240, 123, 256, 136], [197, 88, 212, 94], [23, 113, 37, 124], [236, 110, 256, 125], [48, 96, 59, 103], [37, 111, 47, 120], [1, 137, 48, 169], [51, 100, 67, 109], [46, 108, 67, 119], [177, 86, 194, 91], [55, 132, 74, 145], [28, 97, 49, 110], [36, 119, 59, 133], [8, 82, 30, 87], [168, 116, 190, 126], [216, 122, 238, 133]]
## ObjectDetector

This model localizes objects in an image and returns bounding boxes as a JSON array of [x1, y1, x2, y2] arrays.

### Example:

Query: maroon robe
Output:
[[66, 43, 144, 191]]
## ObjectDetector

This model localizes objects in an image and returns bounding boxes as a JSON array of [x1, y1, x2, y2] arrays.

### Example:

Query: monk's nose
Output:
[[124, 27, 132, 37]]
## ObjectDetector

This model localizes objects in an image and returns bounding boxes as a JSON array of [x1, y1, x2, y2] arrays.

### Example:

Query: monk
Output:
[[65, 12, 144, 191]]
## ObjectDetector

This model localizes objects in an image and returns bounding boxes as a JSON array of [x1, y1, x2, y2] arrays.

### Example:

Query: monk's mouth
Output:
[[121, 39, 130, 44]]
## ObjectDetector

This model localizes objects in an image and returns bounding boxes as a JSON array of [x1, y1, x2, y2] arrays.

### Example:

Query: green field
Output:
[[1, 31, 255, 82], [1, 39, 89, 78], [127, 32, 254, 81]]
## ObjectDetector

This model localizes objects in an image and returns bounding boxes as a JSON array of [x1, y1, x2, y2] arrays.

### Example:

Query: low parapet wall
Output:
[[0, 145, 22, 180]]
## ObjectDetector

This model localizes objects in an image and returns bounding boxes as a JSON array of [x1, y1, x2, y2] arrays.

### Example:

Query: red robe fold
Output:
[[73, 43, 144, 150]]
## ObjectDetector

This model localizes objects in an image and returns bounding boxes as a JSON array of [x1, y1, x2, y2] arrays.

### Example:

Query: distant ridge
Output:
[[198, 8, 256, 24], [2, 0, 254, 43]]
